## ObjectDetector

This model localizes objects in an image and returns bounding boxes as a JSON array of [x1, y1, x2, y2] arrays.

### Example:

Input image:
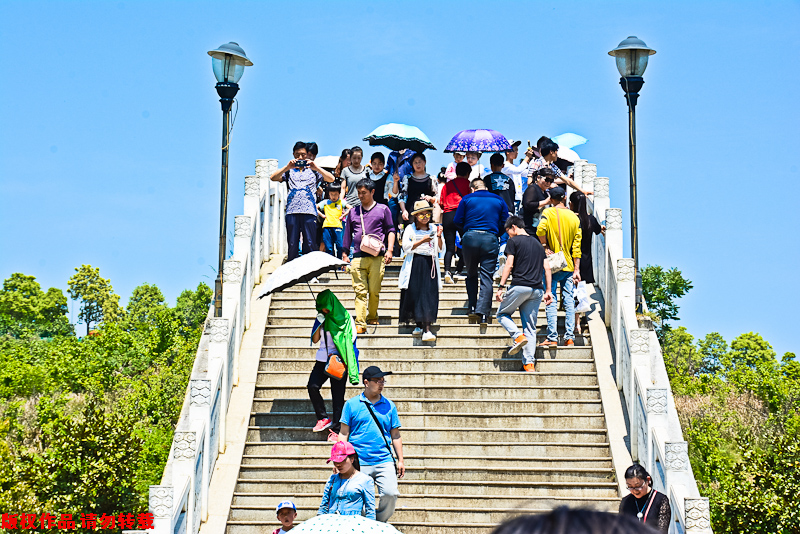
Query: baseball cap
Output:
[[507, 139, 522, 148], [362, 365, 393, 380], [548, 186, 566, 200], [275, 500, 296, 514], [327, 441, 356, 463], [455, 151, 466, 156]]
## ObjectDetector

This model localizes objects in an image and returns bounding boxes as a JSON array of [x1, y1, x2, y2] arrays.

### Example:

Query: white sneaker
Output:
[[412, 327, 423, 337], [421, 331, 436, 341], [444, 272, 454, 284]]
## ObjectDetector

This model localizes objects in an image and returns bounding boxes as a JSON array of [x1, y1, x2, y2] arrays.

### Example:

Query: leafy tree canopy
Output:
[[641, 265, 693, 339], [0, 273, 73, 338], [67, 265, 123, 336]]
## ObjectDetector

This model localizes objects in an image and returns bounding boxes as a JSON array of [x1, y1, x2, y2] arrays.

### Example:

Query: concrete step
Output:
[[253, 384, 601, 401], [237, 464, 614, 483], [233, 478, 618, 498], [258, 358, 595, 374], [251, 397, 603, 415], [240, 454, 612, 469], [243, 441, 611, 458], [231, 492, 619, 509], [264, 323, 582, 336], [255, 370, 598, 387], [249, 412, 607, 430], [262, 334, 589, 349], [246, 427, 608, 443], [261, 344, 594, 360], [228, 501, 617, 522], [266, 316, 582, 328], [269, 305, 528, 316]]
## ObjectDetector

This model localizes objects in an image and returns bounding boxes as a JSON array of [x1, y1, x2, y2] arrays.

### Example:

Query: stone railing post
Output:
[[592, 177, 610, 221], [233, 216, 253, 322], [572, 160, 586, 192], [613, 258, 636, 385], [189, 379, 212, 522], [256, 159, 277, 258], [149, 486, 174, 532], [170, 430, 202, 534], [207, 318, 229, 454], [684, 497, 713, 533], [582, 163, 597, 194]]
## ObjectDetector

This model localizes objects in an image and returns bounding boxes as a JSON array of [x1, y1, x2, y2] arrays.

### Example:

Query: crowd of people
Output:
[[267, 136, 671, 532]]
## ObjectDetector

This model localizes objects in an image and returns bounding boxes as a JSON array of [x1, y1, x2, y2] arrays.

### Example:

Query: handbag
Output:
[[547, 208, 568, 273], [364, 401, 399, 476], [322, 328, 346, 381], [359, 205, 384, 257]]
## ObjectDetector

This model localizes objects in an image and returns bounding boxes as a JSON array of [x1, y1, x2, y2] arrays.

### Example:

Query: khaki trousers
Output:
[[350, 255, 385, 327]]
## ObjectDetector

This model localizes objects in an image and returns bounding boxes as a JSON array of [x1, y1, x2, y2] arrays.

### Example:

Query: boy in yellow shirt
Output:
[[317, 184, 351, 258]]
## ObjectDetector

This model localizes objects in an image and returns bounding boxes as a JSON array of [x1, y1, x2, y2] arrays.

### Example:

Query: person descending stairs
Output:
[[225, 258, 617, 534]]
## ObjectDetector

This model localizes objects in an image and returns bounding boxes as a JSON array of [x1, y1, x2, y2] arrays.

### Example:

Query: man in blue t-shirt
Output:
[[339, 366, 404, 522]]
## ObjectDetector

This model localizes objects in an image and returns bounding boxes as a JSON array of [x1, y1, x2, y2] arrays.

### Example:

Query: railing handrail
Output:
[[574, 161, 712, 534], [148, 159, 284, 534]]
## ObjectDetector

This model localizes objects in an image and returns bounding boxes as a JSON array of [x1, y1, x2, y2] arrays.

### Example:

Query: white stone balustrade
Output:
[[587, 167, 712, 533], [147, 161, 287, 534]]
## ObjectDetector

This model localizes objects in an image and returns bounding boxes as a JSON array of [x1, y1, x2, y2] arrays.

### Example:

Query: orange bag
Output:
[[325, 353, 346, 380]]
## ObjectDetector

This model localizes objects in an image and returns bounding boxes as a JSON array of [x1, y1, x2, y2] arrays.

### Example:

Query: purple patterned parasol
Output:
[[444, 129, 512, 153]]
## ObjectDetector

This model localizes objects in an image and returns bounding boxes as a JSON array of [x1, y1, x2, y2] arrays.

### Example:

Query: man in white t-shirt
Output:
[[502, 139, 533, 215]]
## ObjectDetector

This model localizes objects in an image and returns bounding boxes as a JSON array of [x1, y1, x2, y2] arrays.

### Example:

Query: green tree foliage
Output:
[[641, 265, 693, 339], [0, 271, 212, 527], [67, 265, 123, 336], [0, 274, 73, 338], [665, 328, 800, 533]]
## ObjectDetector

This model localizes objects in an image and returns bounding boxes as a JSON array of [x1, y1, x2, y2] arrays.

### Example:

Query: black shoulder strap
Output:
[[363, 400, 398, 471]]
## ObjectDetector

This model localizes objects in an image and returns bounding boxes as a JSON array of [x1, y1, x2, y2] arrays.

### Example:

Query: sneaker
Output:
[[523, 363, 536, 372], [444, 272, 454, 284], [367, 319, 380, 325], [412, 327, 423, 337], [479, 314, 488, 327], [538, 339, 558, 348], [467, 307, 479, 319], [327, 430, 339, 442], [508, 334, 528, 355], [421, 331, 436, 341], [313, 419, 332, 432], [356, 326, 367, 334], [564, 339, 575, 347]]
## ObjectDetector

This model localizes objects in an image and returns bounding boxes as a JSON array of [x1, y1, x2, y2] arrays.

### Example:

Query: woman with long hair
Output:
[[398, 200, 443, 341], [331, 148, 352, 200], [569, 191, 604, 334], [318, 441, 375, 519], [618, 463, 671, 534]]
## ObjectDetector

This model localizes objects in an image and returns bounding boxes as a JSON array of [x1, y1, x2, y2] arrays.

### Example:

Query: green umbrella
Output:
[[363, 123, 436, 152]]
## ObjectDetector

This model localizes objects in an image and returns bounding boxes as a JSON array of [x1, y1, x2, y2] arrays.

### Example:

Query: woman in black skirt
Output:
[[619, 463, 671, 534], [398, 200, 443, 342]]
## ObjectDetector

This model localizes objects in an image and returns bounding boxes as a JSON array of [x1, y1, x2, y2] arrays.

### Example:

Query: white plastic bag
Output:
[[574, 281, 592, 313]]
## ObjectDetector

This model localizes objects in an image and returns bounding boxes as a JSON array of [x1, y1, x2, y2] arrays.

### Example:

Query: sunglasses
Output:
[[416, 212, 432, 218], [544, 178, 555, 183]]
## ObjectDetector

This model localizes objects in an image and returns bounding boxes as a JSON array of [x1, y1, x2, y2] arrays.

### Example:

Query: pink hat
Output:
[[327, 441, 356, 463]]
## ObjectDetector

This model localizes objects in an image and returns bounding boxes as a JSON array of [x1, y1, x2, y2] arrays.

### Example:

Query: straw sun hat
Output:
[[410, 200, 434, 216]]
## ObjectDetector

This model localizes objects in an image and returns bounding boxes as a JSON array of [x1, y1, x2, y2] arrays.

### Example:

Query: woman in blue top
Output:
[[271, 141, 334, 261], [318, 441, 376, 520]]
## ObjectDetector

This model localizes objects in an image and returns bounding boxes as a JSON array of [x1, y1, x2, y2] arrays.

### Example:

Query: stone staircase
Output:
[[226, 260, 618, 534]]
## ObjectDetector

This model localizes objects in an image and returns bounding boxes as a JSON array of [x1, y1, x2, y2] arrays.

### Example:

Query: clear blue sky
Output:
[[1, 0, 798, 355]]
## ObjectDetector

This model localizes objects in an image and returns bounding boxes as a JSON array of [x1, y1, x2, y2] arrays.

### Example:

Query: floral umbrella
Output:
[[444, 129, 511, 153]]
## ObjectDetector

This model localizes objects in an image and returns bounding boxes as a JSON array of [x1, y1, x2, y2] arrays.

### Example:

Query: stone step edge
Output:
[[256, 371, 597, 376], [226, 521, 500, 528], [231, 492, 618, 501], [238, 465, 614, 473], [235, 478, 618, 487], [242, 455, 613, 461], [247, 426, 609, 434], [252, 397, 602, 403], [251, 411, 605, 419], [229, 505, 605, 513], [245, 441, 609, 447]]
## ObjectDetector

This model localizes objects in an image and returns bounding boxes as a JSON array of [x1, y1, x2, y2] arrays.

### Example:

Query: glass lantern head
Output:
[[608, 36, 656, 77], [208, 42, 253, 84]]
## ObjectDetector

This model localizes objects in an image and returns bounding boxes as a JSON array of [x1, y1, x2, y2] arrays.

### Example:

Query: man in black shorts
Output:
[[495, 215, 553, 371]]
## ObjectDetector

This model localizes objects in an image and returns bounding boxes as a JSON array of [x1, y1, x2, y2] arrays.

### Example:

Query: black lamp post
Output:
[[207, 42, 253, 318], [608, 36, 655, 310]]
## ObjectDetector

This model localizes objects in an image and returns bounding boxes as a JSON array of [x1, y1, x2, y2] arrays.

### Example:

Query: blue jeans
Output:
[[497, 285, 544, 365], [322, 227, 343, 258], [461, 231, 499, 316], [546, 270, 575, 341]]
